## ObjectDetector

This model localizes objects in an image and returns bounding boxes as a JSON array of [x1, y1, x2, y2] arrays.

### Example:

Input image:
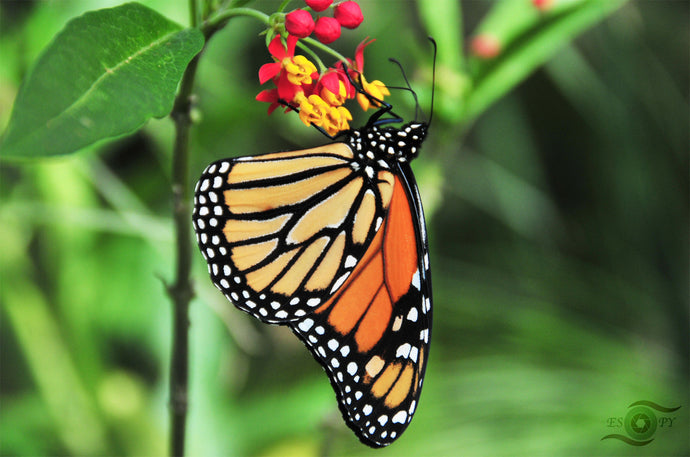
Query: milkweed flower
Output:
[[343, 38, 390, 111], [296, 93, 352, 135], [259, 35, 318, 100], [356, 77, 390, 111], [316, 70, 355, 106]]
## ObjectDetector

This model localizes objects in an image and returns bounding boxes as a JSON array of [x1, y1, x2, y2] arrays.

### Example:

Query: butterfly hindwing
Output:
[[192, 143, 395, 323], [290, 164, 432, 447]]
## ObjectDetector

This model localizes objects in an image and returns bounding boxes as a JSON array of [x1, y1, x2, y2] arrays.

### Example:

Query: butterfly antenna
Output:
[[428, 36, 437, 127], [388, 58, 420, 120]]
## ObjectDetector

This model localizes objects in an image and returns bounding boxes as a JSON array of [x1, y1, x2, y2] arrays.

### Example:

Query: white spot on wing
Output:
[[409, 400, 417, 415], [411, 270, 420, 290], [347, 362, 358, 375], [420, 328, 429, 343], [396, 343, 412, 359], [330, 272, 350, 293], [298, 318, 314, 332], [409, 346, 419, 362], [392, 411, 407, 424]]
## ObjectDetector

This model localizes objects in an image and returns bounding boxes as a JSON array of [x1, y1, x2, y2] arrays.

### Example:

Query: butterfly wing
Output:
[[290, 162, 432, 447], [192, 143, 395, 323]]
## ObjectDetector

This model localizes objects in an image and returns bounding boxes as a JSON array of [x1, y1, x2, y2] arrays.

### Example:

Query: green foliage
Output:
[[1, 1, 688, 456], [462, 0, 626, 124], [0, 2, 203, 159], [420, 0, 626, 126]]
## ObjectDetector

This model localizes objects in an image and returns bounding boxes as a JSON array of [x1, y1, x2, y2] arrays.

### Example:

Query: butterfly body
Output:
[[193, 120, 431, 447]]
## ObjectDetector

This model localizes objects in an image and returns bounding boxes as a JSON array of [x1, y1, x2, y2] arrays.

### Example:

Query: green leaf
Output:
[[0, 2, 204, 159], [460, 0, 626, 124]]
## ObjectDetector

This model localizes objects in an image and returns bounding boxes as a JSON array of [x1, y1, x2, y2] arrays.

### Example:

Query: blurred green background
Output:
[[1, 1, 688, 456]]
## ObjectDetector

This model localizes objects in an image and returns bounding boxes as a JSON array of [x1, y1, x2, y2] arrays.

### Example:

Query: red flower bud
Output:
[[305, 0, 332, 12], [314, 16, 341, 44], [334, 1, 363, 29], [285, 9, 315, 38], [470, 34, 501, 59]]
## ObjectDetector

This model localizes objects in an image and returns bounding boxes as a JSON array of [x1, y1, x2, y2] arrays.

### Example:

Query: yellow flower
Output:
[[320, 79, 348, 107], [356, 75, 390, 111], [324, 105, 352, 135], [283, 55, 317, 86], [298, 94, 352, 136]]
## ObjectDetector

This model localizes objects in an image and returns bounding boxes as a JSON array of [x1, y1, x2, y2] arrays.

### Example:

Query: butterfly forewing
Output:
[[290, 167, 432, 447], [193, 143, 394, 323]]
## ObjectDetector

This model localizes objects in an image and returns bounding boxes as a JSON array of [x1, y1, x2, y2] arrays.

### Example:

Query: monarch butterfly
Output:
[[192, 51, 434, 448]]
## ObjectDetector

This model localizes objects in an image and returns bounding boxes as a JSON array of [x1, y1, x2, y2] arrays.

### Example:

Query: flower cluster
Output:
[[256, 1, 388, 136]]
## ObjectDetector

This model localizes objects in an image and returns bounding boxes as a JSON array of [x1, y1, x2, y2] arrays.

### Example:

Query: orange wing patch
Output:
[[316, 176, 419, 352]]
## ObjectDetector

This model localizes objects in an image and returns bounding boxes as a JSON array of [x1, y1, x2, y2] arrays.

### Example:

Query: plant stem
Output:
[[302, 36, 348, 64], [167, 43, 202, 457], [203, 7, 270, 35], [166, 4, 264, 455]]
